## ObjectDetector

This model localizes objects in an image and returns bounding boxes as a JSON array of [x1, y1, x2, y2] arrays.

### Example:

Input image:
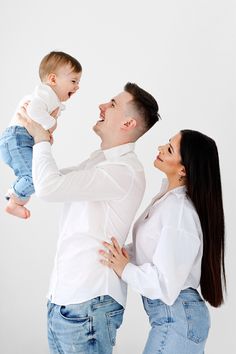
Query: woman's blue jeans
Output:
[[47, 295, 124, 354], [142, 288, 210, 354]]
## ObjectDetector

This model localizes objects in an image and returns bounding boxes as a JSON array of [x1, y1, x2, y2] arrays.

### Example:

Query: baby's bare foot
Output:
[[6, 199, 30, 219]]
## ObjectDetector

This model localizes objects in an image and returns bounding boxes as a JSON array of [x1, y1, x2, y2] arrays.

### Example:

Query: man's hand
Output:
[[17, 106, 50, 144], [99, 237, 130, 277]]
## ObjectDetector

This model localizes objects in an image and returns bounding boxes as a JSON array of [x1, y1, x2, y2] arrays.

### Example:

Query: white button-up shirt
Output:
[[122, 179, 203, 305], [10, 84, 65, 130], [32, 142, 145, 307]]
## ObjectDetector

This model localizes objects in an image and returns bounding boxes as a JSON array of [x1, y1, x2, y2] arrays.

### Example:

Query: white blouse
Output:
[[122, 179, 203, 305]]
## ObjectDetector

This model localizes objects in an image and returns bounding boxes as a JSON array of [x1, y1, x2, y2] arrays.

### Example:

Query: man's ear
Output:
[[47, 73, 57, 86], [121, 118, 137, 131]]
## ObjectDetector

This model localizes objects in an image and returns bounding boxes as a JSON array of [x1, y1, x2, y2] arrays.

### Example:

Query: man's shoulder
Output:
[[119, 152, 144, 171]]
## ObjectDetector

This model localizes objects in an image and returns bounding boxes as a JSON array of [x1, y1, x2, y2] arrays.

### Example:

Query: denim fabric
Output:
[[142, 288, 210, 354], [0, 126, 35, 200], [47, 295, 124, 354]]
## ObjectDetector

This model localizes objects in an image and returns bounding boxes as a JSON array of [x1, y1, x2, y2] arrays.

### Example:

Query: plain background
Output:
[[0, 1, 235, 353]]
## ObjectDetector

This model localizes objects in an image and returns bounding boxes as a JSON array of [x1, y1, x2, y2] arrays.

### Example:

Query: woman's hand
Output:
[[99, 237, 130, 277], [17, 106, 50, 144]]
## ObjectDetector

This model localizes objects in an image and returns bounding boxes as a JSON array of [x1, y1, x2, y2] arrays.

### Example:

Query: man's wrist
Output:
[[34, 135, 50, 144]]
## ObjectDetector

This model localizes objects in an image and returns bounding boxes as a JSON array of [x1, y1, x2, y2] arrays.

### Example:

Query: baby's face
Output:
[[53, 64, 82, 102]]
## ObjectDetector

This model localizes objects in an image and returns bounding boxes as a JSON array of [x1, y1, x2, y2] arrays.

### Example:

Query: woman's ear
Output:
[[178, 165, 186, 177]]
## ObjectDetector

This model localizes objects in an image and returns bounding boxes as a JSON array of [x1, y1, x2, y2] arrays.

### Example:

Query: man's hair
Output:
[[124, 82, 160, 132], [39, 51, 82, 81]]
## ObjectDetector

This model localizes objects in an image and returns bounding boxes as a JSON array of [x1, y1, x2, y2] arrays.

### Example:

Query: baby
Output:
[[0, 51, 82, 219]]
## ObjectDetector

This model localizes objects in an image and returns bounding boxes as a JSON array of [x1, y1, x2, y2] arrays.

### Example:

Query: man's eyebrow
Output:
[[169, 139, 174, 152]]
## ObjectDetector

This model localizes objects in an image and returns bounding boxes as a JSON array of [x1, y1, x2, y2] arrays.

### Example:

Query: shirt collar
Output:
[[151, 178, 186, 205], [90, 143, 135, 161], [103, 143, 135, 160]]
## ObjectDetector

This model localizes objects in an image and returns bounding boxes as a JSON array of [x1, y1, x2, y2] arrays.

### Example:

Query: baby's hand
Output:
[[48, 120, 57, 134], [49, 134, 54, 145], [51, 107, 59, 119]]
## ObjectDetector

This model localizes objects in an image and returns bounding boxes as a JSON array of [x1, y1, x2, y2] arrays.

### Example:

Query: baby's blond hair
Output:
[[39, 51, 82, 81]]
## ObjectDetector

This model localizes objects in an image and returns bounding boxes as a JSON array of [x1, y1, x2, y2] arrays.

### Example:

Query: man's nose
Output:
[[99, 103, 108, 112]]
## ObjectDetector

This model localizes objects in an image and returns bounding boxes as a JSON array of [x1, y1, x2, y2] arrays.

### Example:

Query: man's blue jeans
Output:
[[47, 295, 124, 354]]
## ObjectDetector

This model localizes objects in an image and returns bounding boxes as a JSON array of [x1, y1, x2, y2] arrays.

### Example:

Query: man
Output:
[[18, 82, 160, 354]]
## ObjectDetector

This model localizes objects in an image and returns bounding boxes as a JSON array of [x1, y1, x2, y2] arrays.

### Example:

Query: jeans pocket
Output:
[[183, 300, 210, 343], [59, 305, 91, 326], [144, 298, 172, 326], [106, 308, 124, 346], [15, 132, 34, 147]]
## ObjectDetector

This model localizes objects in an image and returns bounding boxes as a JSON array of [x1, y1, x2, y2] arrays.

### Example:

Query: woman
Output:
[[100, 130, 226, 354]]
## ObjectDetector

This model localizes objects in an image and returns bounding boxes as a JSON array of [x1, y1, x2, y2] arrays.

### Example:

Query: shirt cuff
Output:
[[33, 141, 51, 153], [121, 262, 138, 284]]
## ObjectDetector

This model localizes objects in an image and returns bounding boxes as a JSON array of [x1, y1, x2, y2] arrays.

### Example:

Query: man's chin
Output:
[[93, 124, 101, 135]]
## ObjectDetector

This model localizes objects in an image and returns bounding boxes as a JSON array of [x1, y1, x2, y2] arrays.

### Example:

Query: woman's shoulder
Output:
[[159, 190, 201, 234]]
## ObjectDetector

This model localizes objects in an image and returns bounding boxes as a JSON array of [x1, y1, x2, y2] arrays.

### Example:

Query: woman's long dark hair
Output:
[[180, 130, 226, 307]]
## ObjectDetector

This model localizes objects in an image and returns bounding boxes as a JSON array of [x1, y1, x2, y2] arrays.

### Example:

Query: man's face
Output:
[[93, 91, 134, 140]]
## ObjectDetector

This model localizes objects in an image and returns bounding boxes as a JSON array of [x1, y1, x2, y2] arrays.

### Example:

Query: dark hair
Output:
[[180, 129, 226, 307], [124, 82, 160, 132], [39, 51, 82, 81]]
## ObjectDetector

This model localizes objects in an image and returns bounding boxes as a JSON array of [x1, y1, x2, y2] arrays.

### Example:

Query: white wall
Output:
[[0, 1, 235, 353]]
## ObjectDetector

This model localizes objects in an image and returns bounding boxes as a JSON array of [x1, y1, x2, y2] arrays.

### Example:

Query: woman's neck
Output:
[[166, 178, 185, 193]]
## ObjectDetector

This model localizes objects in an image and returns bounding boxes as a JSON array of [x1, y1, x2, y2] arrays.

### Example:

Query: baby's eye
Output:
[[72, 80, 76, 83], [168, 147, 172, 153]]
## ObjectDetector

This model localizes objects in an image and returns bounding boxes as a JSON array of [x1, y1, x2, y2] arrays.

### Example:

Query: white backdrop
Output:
[[0, 1, 235, 353]]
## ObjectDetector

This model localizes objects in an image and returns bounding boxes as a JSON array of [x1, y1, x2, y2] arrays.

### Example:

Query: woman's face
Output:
[[154, 132, 185, 179]]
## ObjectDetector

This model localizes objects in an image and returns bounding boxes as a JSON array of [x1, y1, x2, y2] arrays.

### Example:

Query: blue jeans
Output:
[[47, 295, 124, 354], [0, 126, 35, 200], [142, 288, 210, 354]]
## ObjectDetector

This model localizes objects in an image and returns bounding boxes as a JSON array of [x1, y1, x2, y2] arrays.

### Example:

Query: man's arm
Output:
[[18, 107, 135, 203], [32, 142, 134, 202]]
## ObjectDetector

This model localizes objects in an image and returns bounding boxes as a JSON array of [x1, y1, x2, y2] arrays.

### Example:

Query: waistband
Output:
[[4, 125, 31, 136]]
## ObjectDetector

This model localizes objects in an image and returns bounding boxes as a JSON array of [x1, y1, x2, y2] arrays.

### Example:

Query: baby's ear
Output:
[[47, 73, 57, 86]]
